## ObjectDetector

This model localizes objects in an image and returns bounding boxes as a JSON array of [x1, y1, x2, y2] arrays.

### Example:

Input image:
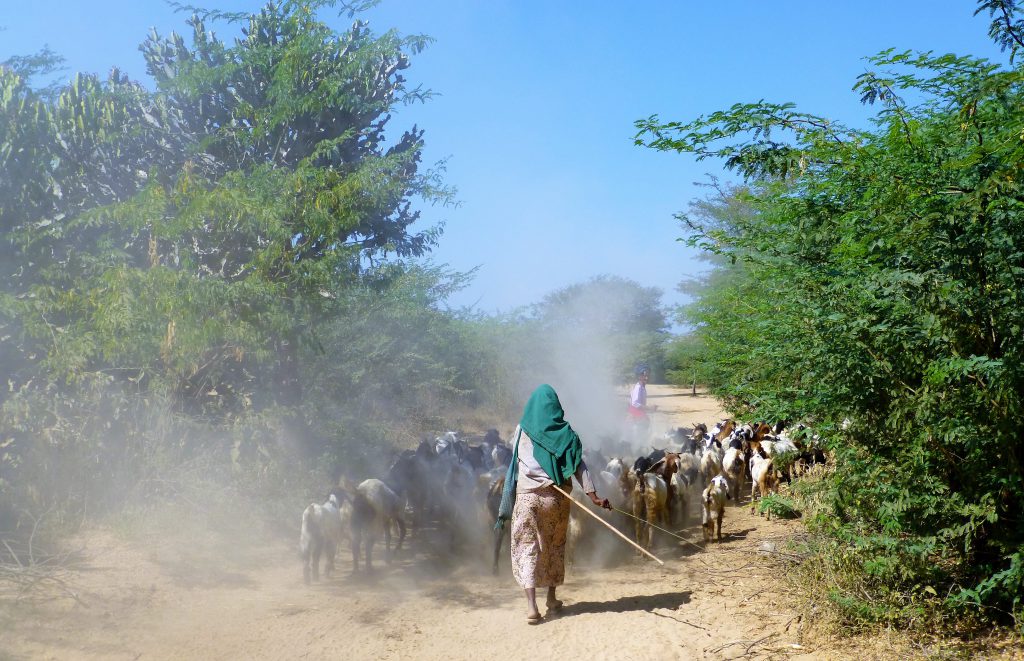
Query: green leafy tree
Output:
[[0, 2, 461, 541], [636, 0, 1024, 628], [4, 1, 449, 408]]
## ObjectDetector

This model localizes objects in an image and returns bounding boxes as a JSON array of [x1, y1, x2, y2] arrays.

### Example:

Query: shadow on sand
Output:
[[719, 526, 755, 543], [558, 590, 692, 617]]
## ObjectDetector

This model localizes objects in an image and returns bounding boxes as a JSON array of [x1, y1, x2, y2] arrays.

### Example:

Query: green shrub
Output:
[[757, 493, 801, 519]]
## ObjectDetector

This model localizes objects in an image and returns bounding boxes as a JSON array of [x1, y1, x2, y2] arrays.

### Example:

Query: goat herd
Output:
[[299, 421, 830, 584]]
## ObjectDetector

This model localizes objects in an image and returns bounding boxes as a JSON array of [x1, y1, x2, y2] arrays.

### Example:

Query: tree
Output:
[[0, 2, 460, 539], [531, 275, 669, 381], [635, 1, 1024, 627], [3, 1, 450, 410]]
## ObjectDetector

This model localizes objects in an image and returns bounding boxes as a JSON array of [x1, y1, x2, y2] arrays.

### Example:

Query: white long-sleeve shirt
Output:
[[630, 381, 647, 409], [513, 425, 596, 495]]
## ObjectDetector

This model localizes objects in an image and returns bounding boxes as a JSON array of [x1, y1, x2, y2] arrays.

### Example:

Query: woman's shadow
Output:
[[557, 590, 692, 617]]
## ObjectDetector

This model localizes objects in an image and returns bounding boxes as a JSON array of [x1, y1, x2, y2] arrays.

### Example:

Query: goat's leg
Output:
[[632, 494, 645, 553], [395, 515, 406, 551], [492, 526, 505, 575], [645, 505, 657, 553], [325, 540, 336, 578], [311, 542, 322, 581], [351, 528, 361, 572], [303, 551, 312, 585], [716, 511, 723, 542]]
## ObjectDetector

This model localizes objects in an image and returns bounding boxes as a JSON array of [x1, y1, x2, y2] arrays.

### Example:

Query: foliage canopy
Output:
[[638, 0, 1024, 628], [0, 0, 462, 538]]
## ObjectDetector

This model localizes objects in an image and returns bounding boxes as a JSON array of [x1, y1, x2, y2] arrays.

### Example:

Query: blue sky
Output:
[[2, 1, 1007, 326]]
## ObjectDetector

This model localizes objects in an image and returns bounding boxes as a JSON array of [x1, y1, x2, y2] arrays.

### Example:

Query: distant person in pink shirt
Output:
[[627, 365, 657, 443]]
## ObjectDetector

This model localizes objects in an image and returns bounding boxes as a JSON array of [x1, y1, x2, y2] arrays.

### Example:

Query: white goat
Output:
[[749, 451, 778, 517], [605, 457, 625, 479], [598, 470, 629, 511], [701, 474, 730, 544], [300, 488, 350, 583]]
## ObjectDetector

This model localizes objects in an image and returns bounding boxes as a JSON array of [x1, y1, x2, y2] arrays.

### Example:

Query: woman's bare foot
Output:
[[524, 588, 543, 623]]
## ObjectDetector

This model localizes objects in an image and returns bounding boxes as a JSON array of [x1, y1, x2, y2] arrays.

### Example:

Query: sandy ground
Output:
[[0, 387, 932, 660]]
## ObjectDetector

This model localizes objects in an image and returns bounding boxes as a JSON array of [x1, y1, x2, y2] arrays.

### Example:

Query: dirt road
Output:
[[0, 387, 882, 660]]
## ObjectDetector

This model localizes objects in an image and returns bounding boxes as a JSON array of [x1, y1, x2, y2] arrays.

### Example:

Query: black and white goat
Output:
[[701, 474, 730, 544]]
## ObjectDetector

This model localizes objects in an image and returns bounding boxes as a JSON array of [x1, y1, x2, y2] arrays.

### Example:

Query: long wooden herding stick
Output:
[[550, 484, 664, 565]]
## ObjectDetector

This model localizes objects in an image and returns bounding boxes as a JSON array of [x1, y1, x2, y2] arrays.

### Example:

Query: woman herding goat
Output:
[[495, 384, 611, 625]]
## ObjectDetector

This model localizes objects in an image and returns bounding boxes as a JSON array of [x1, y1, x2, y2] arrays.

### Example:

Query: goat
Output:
[[485, 473, 508, 574], [665, 427, 697, 455], [721, 447, 745, 502], [646, 452, 681, 524], [479, 428, 503, 466], [669, 471, 690, 527], [701, 474, 730, 544], [675, 452, 700, 506], [749, 449, 778, 517], [714, 419, 736, 446], [796, 444, 828, 476], [351, 478, 407, 571], [632, 472, 668, 554], [440, 453, 478, 547], [700, 446, 723, 488], [761, 438, 800, 485], [300, 487, 350, 583], [491, 443, 513, 470], [598, 469, 628, 512], [459, 441, 490, 472]]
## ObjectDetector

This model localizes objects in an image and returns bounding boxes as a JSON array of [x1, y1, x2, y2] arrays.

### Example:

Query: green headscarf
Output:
[[494, 384, 584, 531], [519, 384, 583, 485]]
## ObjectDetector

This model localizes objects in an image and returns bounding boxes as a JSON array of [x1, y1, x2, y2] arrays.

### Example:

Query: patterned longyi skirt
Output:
[[510, 484, 571, 589]]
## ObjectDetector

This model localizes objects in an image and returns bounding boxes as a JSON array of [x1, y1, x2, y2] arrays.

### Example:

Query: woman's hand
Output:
[[588, 492, 612, 510]]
